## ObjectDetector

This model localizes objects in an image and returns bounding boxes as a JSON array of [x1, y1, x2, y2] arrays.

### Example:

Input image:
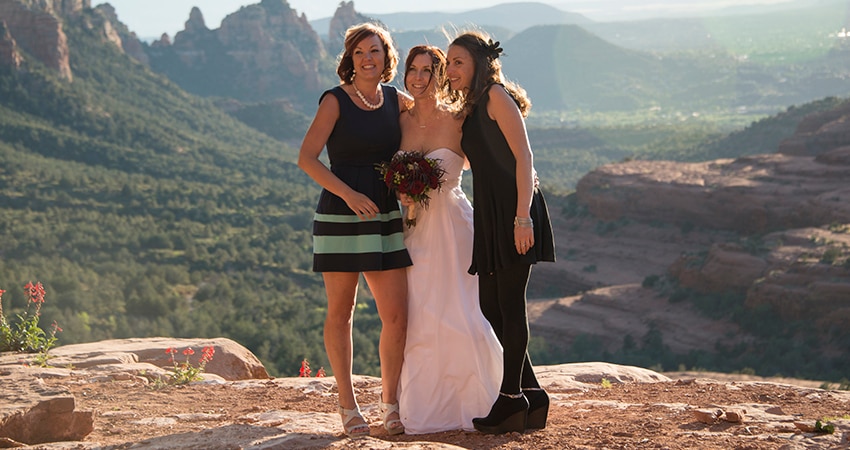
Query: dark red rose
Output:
[[410, 180, 426, 195]]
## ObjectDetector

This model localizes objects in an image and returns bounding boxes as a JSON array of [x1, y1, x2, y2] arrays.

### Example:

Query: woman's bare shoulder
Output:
[[397, 90, 414, 112]]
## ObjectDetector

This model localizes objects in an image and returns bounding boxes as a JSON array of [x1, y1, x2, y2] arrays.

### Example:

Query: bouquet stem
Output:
[[405, 203, 417, 227]]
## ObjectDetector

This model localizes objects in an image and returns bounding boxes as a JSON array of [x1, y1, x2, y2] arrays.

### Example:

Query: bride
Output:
[[396, 45, 502, 434]]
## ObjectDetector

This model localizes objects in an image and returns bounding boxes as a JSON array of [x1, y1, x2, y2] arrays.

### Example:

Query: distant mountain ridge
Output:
[[548, 0, 821, 22], [501, 24, 665, 111], [310, 1, 592, 36], [581, 0, 848, 54], [142, 0, 328, 106], [141, 0, 850, 120], [3, 0, 819, 123], [2, 0, 848, 128]]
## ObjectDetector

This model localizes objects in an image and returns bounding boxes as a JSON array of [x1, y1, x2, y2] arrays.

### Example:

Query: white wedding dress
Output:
[[397, 147, 503, 434]]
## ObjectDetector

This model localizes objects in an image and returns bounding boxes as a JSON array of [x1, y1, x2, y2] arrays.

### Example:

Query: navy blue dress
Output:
[[311, 85, 412, 272]]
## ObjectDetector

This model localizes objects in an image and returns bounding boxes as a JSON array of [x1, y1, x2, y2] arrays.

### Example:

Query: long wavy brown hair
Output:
[[446, 30, 531, 118], [336, 23, 399, 84]]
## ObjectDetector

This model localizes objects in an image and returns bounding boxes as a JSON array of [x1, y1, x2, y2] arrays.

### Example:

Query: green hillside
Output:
[[0, 12, 365, 377], [652, 96, 850, 161]]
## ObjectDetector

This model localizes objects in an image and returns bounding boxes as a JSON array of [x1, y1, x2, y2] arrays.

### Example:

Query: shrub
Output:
[[820, 246, 842, 264], [642, 274, 660, 288], [165, 346, 215, 385], [0, 282, 62, 364]]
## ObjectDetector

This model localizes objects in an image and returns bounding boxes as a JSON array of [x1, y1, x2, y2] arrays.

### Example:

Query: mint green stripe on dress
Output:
[[314, 210, 402, 223], [314, 233, 406, 254]]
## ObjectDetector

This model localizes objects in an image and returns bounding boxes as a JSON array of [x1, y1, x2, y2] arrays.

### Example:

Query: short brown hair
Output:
[[337, 23, 399, 84]]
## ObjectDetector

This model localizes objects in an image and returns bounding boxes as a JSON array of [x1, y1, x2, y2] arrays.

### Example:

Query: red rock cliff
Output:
[[0, 0, 84, 80]]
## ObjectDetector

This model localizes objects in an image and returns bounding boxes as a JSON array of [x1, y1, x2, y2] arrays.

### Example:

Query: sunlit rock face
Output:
[[0, 0, 79, 80], [142, 0, 327, 103], [0, 20, 23, 70]]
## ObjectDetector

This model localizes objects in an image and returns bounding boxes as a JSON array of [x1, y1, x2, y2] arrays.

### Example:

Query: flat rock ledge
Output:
[[1, 338, 849, 449], [0, 375, 94, 445], [1, 337, 268, 447]]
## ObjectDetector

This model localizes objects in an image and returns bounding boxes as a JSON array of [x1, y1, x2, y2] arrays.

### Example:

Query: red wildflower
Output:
[[299, 358, 311, 377], [165, 347, 177, 363], [183, 347, 195, 356], [200, 346, 215, 364], [24, 281, 45, 304]]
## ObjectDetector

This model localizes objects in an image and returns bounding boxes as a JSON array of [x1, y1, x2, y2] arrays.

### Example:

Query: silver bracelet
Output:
[[514, 216, 533, 228]]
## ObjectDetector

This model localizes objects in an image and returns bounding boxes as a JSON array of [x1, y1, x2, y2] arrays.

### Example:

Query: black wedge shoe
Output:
[[472, 392, 529, 434], [523, 388, 550, 430]]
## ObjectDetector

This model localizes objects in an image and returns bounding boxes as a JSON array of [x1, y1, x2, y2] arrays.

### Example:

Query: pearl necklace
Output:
[[353, 83, 384, 110]]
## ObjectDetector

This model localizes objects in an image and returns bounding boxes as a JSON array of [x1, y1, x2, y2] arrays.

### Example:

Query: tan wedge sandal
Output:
[[338, 405, 370, 437], [380, 402, 404, 435]]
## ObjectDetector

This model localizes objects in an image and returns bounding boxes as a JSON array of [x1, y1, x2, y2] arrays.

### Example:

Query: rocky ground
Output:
[[27, 371, 850, 449], [2, 338, 848, 450]]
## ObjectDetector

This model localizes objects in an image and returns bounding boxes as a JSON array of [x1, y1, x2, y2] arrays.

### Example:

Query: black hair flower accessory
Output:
[[487, 39, 503, 59]]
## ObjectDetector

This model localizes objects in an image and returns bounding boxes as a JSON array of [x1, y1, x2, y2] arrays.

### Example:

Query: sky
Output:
[[101, 0, 795, 40]]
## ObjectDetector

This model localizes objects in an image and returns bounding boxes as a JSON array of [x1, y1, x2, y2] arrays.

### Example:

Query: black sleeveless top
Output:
[[323, 85, 401, 166], [461, 85, 556, 274]]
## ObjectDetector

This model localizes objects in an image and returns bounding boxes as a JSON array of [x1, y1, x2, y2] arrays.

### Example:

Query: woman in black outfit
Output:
[[445, 30, 556, 434]]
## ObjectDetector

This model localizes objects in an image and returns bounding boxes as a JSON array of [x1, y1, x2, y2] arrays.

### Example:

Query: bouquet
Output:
[[376, 150, 446, 227]]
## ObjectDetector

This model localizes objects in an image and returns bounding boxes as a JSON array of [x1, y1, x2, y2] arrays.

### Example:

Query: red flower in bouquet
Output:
[[376, 151, 446, 227]]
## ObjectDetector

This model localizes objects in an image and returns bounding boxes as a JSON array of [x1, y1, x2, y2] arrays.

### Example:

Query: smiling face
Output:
[[337, 23, 398, 84], [352, 34, 385, 81], [405, 53, 436, 99], [446, 44, 475, 93]]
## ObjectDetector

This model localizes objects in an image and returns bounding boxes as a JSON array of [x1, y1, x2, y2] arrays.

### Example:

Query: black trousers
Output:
[[478, 263, 541, 393]]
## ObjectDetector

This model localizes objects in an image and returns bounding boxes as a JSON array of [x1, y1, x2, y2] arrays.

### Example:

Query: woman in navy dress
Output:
[[298, 23, 410, 437], [446, 30, 556, 434]]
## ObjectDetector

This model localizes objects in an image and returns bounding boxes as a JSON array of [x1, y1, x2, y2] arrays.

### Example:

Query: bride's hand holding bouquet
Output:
[[376, 151, 446, 227]]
